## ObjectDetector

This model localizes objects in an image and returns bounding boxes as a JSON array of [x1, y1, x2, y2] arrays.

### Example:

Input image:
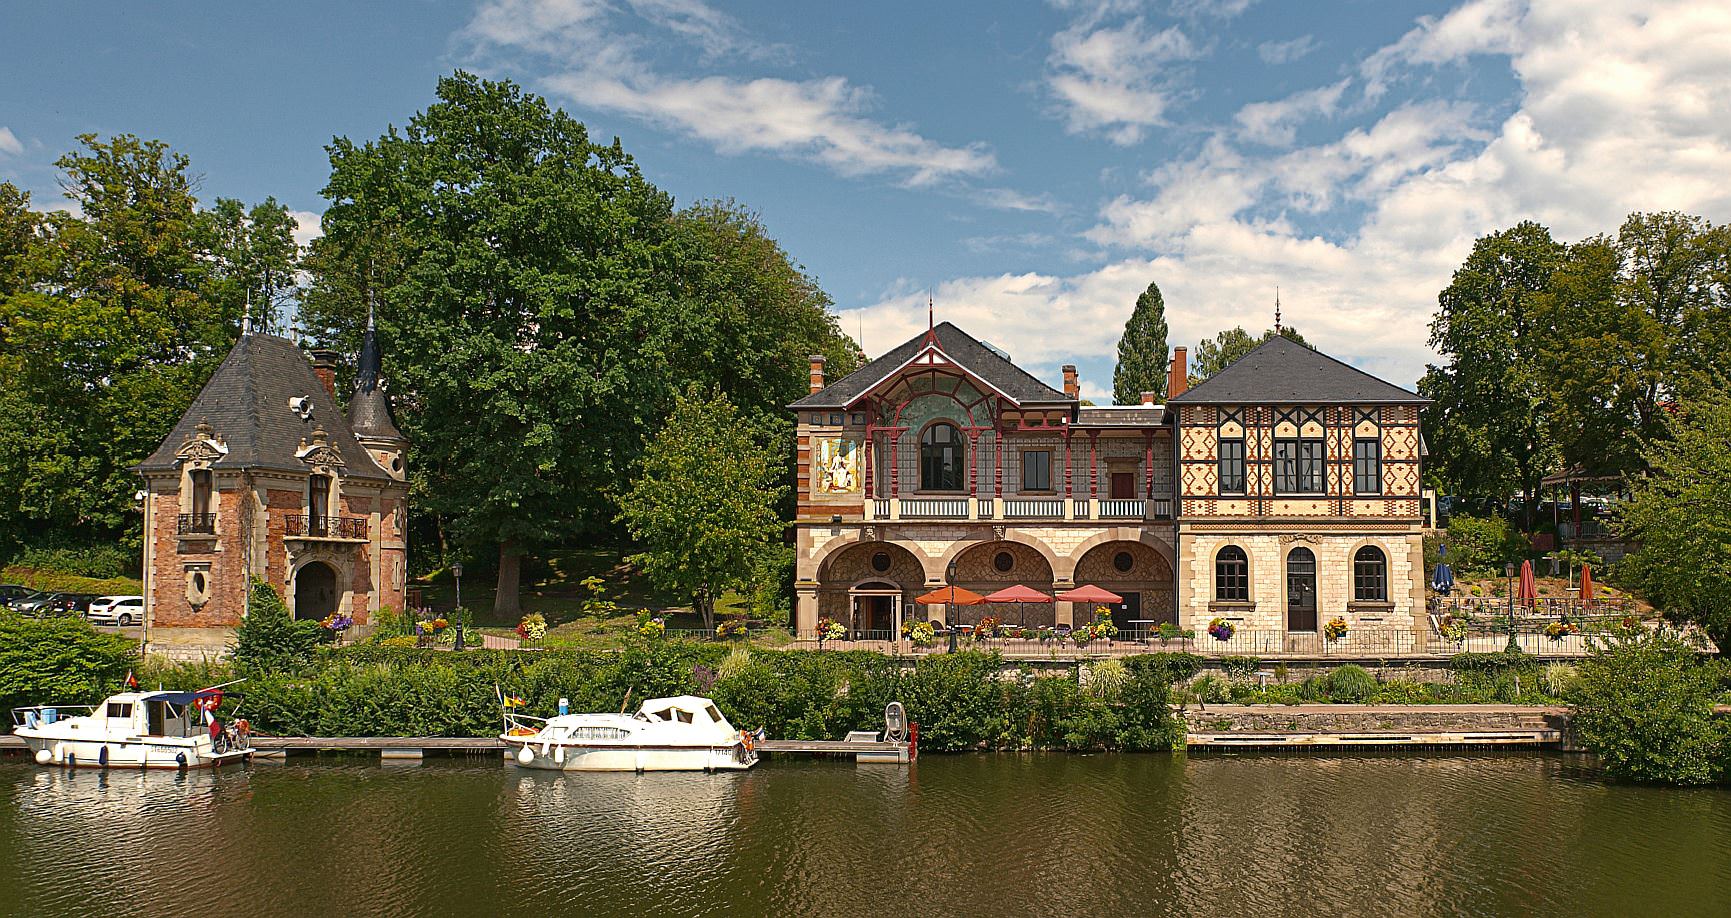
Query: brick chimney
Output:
[[309, 349, 340, 402], [808, 355, 827, 394], [1167, 347, 1188, 398], [1141, 391, 1157, 406], [1062, 364, 1079, 400]]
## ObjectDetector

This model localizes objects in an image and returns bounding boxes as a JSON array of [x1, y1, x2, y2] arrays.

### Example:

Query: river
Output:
[[1, 753, 1727, 917]]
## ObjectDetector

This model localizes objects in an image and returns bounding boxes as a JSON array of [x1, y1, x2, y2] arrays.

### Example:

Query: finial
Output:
[[1274, 287, 1283, 334], [928, 295, 934, 332], [367, 289, 376, 331], [243, 287, 252, 337]]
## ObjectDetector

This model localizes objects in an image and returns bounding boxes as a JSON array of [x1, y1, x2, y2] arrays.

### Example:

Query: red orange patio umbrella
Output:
[[984, 584, 1054, 627], [1055, 585, 1124, 604], [1518, 559, 1538, 608], [915, 585, 985, 628], [1579, 564, 1595, 607]]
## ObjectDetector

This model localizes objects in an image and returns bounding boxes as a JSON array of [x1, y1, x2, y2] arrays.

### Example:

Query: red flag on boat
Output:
[[124, 671, 138, 690]]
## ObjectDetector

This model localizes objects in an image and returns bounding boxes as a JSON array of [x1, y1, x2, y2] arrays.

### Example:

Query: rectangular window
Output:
[[106, 703, 132, 719], [1354, 438, 1383, 494], [1021, 450, 1051, 491], [1217, 439, 1245, 494], [1275, 439, 1326, 494]]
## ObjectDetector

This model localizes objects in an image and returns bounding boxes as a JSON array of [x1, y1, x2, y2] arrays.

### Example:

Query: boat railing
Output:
[[502, 709, 548, 737], [11, 704, 96, 728]]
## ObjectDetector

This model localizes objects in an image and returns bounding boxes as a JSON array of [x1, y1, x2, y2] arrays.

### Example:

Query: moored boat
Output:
[[501, 695, 757, 772], [13, 684, 253, 769]]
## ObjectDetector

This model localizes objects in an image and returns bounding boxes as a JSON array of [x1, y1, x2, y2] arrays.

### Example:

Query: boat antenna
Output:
[[619, 687, 634, 714]]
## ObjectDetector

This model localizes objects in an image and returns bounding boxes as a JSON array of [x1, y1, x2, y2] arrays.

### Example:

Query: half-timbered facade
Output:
[[134, 320, 409, 653], [791, 322, 1429, 648]]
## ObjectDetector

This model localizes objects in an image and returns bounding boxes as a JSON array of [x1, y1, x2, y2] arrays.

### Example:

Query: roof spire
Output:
[[1273, 287, 1283, 335], [242, 286, 252, 337], [923, 294, 939, 346]]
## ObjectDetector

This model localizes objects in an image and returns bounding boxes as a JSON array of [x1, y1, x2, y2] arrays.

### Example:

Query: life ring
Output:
[[740, 730, 755, 753]]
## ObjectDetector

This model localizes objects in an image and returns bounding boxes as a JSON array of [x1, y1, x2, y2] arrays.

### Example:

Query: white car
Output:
[[86, 596, 144, 626]]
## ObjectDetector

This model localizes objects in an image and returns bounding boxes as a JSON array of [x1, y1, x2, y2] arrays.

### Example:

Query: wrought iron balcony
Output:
[[177, 513, 217, 535], [285, 514, 368, 540]]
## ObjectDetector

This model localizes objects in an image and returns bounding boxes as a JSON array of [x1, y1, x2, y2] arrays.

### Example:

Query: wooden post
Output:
[[994, 430, 1003, 499], [863, 430, 874, 499], [890, 433, 901, 498], [1144, 431, 1154, 499], [1089, 433, 1099, 499], [1063, 432, 1073, 499], [967, 430, 980, 496]]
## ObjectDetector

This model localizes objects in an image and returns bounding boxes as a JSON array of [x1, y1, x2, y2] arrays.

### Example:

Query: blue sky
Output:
[[4, 1, 1729, 399]]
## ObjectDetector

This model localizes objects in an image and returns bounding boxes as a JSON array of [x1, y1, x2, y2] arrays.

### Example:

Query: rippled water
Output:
[[2, 752, 1729, 917]]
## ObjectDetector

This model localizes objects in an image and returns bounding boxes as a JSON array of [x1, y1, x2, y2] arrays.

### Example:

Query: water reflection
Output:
[[1, 753, 1728, 917]]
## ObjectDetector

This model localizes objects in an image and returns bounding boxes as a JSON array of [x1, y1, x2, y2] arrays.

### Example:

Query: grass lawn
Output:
[[415, 546, 755, 629]]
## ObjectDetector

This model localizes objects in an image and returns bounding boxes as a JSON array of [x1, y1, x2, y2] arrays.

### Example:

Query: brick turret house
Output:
[[134, 319, 409, 653]]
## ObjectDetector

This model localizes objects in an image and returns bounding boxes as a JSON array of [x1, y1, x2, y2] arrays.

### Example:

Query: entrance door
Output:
[[1111, 592, 1141, 632], [294, 562, 339, 619], [1110, 472, 1135, 499], [1286, 548, 1317, 631], [860, 596, 893, 635]]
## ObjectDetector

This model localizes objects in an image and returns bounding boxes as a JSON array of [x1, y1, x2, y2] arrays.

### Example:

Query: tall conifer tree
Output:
[[1112, 281, 1169, 404]]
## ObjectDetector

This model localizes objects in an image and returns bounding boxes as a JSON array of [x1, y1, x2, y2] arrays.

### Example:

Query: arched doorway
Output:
[[949, 541, 1055, 626], [1073, 540, 1175, 631], [1286, 548, 1317, 632], [817, 542, 923, 633], [294, 561, 339, 620]]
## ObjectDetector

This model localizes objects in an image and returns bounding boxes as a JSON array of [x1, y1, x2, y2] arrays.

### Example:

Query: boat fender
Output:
[[516, 746, 535, 766], [34, 749, 52, 765], [554, 746, 565, 765], [66, 752, 76, 769], [175, 752, 187, 769], [99, 746, 108, 767]]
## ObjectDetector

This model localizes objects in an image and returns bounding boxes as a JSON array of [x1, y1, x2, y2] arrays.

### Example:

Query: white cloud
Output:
[[1258, 35, 1319, 65], [1234, 78, 1349, 146], [0, 127, 22, 156], [1046, 15, 1205, 145], [892, 0, 1731, 389], [467, 0, 993, 185], [289, 210, 323, 249]]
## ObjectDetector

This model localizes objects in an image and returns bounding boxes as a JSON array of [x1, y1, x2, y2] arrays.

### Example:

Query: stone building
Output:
[[134, 318, 409, 651], [789, 321, 1429, 650]]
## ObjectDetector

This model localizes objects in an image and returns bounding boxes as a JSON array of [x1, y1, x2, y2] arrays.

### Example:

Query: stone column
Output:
[[795, 585, 820, 634]]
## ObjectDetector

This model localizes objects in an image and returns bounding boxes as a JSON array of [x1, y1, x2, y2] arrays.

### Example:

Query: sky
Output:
[[4, 0, 1730, 400]]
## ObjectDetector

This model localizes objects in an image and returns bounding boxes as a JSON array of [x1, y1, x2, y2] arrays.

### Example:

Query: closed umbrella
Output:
[[1431, 562, 1455, 596], [1579, 564, 1594, 607], [1518, 559, 1538, 608], [984, 584, 1054, 627]]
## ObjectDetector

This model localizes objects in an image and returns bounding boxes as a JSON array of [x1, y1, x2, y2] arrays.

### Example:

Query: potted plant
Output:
[[1544, 619, 1580, 641], [1323, 616, 1350, 642], [816, 616, 846, 648], [715, 618, 748, 640], [516, 612, 548, 643], [906, 620, 936, 648], [636, 611, 666, 639], [1207, 617, 1235, 642], [975, 616, 1000, 641]]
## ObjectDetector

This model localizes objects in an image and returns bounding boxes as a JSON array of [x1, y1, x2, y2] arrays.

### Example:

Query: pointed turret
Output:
[[348, 304, 407, 479]]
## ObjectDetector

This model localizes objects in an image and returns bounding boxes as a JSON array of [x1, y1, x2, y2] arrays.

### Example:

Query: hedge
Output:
[[0, 614, 138, 713], [2, 565, 142, 597]]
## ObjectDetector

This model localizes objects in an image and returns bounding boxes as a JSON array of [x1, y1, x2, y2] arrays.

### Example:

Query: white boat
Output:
[[501, 695, 758, 772], [12, 686, 253, 769]]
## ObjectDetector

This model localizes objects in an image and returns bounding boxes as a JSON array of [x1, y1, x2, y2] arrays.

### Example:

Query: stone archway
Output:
[[1073, 540, 1175, 630], [293, 561, 340, 620], [949, 541, 1056, 626], [817, 542, 924, 634]]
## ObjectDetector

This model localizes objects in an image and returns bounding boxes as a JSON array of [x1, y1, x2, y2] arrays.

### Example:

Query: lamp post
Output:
[[452, 561, 464, 651], [1504, 561, 1517, 651]]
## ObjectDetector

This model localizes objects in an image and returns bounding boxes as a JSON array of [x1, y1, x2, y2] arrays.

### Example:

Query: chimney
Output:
[[1141, 391, 1156, 406], [808, 355, 827, 394], [309, 349, 340, 402], [1062, 364, 1079, 400], [1168, 347, 1189, 398]]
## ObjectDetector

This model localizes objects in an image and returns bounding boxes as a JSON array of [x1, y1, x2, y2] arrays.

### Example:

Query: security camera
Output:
[[288, 396, 314, 420]]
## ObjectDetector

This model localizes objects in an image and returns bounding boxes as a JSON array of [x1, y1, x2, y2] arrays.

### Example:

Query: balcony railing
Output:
[[177, 513, 217, 535], [285, 514, 368, 539], [1099, 499, 1144, 519], [858, 496, 1178, 523], [899, 498, 970, 520], [1004, 498, 1064, 519]]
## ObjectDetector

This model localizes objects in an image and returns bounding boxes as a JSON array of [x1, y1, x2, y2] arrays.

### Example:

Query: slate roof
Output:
[[348, 320, 403, 442], [1076, 405, 1165, 427], [1167, 336, 1428, 406], [136, 333, 392, 481], [790, 322, 1072, 409]]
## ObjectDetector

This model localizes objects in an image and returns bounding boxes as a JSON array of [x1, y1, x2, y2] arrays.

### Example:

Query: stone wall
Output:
[[1176, 530, 1423, 633], [1179, 704, 1567, 735]]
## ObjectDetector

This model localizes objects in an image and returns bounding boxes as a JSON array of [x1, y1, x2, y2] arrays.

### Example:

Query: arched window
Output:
[[1354, 545, 1388, 602], [920, 423, 966, 491], [1215, 546, 1249, 602]]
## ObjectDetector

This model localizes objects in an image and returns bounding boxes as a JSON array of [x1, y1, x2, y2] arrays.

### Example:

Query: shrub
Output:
[[1, 565, 143, 596], [230, 579, 325, 673], [1189, 674, 1231, 705], [378, 635, 419, 648], [0, 614, 137, 712], [1085, 658, 1128, 701], [1322, 665, 1378, 702], [1568, 629, 1728, 785], [14, 543, 136, 579], [1445, 514, 1526, 575]]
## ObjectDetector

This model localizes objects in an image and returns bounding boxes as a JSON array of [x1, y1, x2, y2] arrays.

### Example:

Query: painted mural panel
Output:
[[814, 437, 862, 494]]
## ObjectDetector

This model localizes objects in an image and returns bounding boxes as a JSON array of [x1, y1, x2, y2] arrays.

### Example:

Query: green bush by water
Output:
[[1567, 629, 1729, 785], [0, 613, 137, 712]]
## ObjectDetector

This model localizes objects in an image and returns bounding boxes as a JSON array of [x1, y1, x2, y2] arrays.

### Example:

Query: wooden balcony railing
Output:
[[177, 513, 217, 535], [285, 514, 368, 539]]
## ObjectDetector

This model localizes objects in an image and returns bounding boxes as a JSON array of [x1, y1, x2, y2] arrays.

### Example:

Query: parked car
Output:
[[0, 584, 41, 609], [13, 592, 95, 617], [86, 596, 145, 626]]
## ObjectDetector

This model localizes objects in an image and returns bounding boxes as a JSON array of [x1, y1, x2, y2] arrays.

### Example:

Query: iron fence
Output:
[[177, 512, 217, 535], [285, 514, 368, 539]]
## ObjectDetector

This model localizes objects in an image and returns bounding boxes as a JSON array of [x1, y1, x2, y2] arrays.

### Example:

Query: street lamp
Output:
[[452, 561, 465, 651], [1504, 561, 1517, 651]]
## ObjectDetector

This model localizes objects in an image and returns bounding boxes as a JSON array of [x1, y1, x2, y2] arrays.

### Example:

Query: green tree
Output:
[[0, 136, 296, 562], [1419, 221, 1564, 529], [1112, 280, 1169, 404], [1616, 395, 1731, 645], [1568, 627, 1727, 785], [617, 388, 786, 631], [1189, 325, 1309, 385]]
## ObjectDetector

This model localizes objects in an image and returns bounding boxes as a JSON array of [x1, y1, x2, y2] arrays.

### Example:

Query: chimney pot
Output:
[[1141, 391, 1156, 405], [1062, 364, 1079, 400], [309, 348, 340, 402], [808, 355, 827, 394]]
